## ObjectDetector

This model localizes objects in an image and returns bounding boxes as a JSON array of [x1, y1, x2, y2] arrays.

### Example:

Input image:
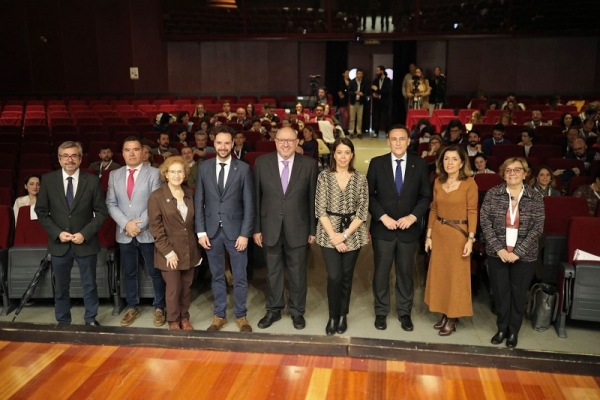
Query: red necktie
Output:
[[127, 169, 136, 200]]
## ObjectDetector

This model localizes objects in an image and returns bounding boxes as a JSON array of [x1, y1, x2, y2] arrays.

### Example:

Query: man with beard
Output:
[[152, 132, 179, 159], [89, 145, 120, 178], [196, 126, 255, 332], [371, 65, 392, 138], [466, 130, 482, 156]]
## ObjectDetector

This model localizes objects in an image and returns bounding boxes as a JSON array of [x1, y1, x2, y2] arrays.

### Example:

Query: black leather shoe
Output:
[[506, 333, 518, 348], [399, 315, 414, 332], [292, 315, 306, 330], [326, 317, 338, 336], [85, 320, 101, 326], [257, 311, 281, 329], [491, 331, 507, 345], [374, 315, 387, 330], [336, 315, 347, 334]]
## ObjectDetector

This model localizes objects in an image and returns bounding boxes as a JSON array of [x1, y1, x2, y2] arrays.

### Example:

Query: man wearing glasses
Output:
[[106, 136, 166, 327], [35, 141, 108, 326], [253, 127, 318, 330]]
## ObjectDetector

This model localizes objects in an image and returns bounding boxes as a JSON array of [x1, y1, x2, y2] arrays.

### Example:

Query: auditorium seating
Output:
[[0, 206, 14, 315]]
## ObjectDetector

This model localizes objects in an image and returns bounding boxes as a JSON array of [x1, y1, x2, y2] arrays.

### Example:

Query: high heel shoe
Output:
[[326, 317, 338, 336], [337, 315, 347, 334], [438, 318, 458, 336], [433, 314, 448, 330]]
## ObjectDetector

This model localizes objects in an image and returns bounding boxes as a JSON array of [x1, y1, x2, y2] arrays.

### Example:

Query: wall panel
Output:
[[168, 42, 202, 94]]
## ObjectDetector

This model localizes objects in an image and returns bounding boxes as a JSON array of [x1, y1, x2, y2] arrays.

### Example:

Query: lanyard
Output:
[[507, 186, 524, 227], [593, 189, 600, 200]]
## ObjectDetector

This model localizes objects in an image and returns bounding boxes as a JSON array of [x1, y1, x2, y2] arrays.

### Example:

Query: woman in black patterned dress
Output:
[[315, 138, 369, 336]]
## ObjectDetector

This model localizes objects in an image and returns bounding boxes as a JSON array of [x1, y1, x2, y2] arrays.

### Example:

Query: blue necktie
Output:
[[66, 177, 74, 209], [395, 159, 403, 195]]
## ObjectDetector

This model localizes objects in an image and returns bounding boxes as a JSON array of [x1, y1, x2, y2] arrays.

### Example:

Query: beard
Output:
[[469, 141, 478, 147]]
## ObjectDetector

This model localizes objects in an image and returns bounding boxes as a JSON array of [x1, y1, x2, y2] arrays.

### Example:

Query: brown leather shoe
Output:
[[438, 318, 458, 336], [168, 321, 181, 330], [120, 308, 141, 327], [207, 315, 228, 331], [153, 309, 166, 327], [235, 317, 252, 333], [434, 314, 448, 330], [180, 318, 194, 330]]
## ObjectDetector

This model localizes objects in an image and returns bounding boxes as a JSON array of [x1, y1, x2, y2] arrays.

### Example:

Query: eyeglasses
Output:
[[168, 170, 185, 175], [60, 154, 81, 161], [276, 138, 297, 145], [504, 168, 523, 174]]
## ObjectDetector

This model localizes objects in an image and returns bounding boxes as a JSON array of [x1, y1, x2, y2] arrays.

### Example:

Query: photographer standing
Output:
[[429, 67, 446, 113], [407, 67, 431, 111]]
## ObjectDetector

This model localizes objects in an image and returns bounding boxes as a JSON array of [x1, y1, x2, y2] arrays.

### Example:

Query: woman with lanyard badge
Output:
[[529, 166, 561, 197], [480, 157, 545, 348]]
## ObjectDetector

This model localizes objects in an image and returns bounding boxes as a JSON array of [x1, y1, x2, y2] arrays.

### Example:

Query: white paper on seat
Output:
[[318, 121, 335, 144], [573, 249, 600, 261]]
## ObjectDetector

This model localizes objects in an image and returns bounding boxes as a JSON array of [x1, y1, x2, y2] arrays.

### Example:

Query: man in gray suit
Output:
[[195, 126, 255, 332], [106, 136, 166, 327], [253, 127, 318, 330], [35, 141, 108, 325]]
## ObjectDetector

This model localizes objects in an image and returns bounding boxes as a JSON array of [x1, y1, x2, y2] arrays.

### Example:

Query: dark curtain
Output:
[[325, 41, 348, 107], [392, 40, 417, 125]]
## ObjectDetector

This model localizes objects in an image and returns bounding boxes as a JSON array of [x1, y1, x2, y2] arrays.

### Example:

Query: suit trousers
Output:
[[349, 103, 364, 134], [487, 256, 536, 335], [206, 227, 248, 318], [264, 229, 308, 317], [372, 237, 417, 317], [120, 239, 166, 310], [321, 246, 361, 318], [372, 101, 390, 135], [52, 246, 98, 324], [161, 268, 195, 323]]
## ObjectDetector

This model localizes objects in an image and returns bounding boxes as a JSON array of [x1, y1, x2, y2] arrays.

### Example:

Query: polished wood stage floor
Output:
[[1, 341, 599, 400]]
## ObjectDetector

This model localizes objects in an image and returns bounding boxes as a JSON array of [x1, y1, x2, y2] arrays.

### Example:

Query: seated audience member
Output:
[[246, 103, 257, 119], [467, 90, 486, 109], [233, 132, 252, 161], [466, 130, 482, 156], [261, 104, 280, 123], [193, 103, 206, 118], [249, 118, 267, 136], [500, 92, 525, 111], [547, 95, 562, 111], [152, 132, 179, 158], [473, 153, 495, 174], [311, 104, 334, 126], [470, 111, 484, 124], [559, 112, 580, 134], [192, 131, 216, 161], [580, 118, 598, 139], [295, 103, 311, 122], [524, 109, 548, 129], [217, 101, 235, 121], [153, 112, 172, 133], [499, 112, 515, 126], [410, 118, 432, 149], [483, 123, 512, 155], [281, 117, 293, 129], [297, 126, 319, 159], [207, 126, 217, 143], [565, 138, 600, 173], [578, 102, 600, 130], [177, 111, 194, 132], [266, 125, 278, 141], [421, 134, 443, 158], [518, 128, 535, 156], [180, 146, 198, 188], [13, 174, 41, 225], [573, 170, 600, 216], [199, 117, 212, 133], [174, 127, 188, 147], [142, 145, 159, 167], [486, 100, 499, 111], [503, 100, 518, 114], [89, 145, 121, 177], [418, 126, 434, 144], [443, 119, 465, 145], [529, 166, 561, 197], [559, 127, 583, 155], [234, 108, 252, 130]]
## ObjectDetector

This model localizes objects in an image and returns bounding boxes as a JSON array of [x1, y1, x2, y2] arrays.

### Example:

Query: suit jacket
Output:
[[88, 160, 121, 177], [371, 76, 392, 106], [348, 78, 368, 105], [367, 153, 432, 242], [106, 163, 163, 244], [195, 157, 255, 241], [253, 152, 318, 248], [148, 185, 201, 271], [35, 169, 108, 257], [186, 162, 199, 189]]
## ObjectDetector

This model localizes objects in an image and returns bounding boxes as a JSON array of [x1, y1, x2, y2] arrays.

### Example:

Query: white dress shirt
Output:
[[62, 168, 80, 196], [277, 153, 295, 183]]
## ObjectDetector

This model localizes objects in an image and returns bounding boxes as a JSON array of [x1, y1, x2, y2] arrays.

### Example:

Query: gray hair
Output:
[[58, 141, 83, 156]]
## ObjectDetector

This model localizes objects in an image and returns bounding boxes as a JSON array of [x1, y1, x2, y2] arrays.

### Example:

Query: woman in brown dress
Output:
[[148, 156, 201, 330], [424, 145, 478, 336]]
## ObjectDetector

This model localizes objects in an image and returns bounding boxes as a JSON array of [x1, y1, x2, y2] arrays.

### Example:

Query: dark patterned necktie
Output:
[[218, 163, 226, 194], [395, 159, 403, 195], [66, 177, 74, 209]]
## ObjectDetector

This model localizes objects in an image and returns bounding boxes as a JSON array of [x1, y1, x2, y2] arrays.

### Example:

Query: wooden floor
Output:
[[0, 341, 599, 399]]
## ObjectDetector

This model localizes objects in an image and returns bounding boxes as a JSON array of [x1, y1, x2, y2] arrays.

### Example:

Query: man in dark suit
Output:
[[367, 125, 432, 332], [196, 126, 255, 333], [348, 68, 368, 139], [253, 127, 318, 330], [370, 65, 392, 138], [35, 141, 108, 326]]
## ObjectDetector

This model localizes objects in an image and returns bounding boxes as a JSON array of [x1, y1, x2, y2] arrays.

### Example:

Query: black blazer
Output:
[[371, 76, 392, 106], [367, 153, 432, 242], [35, 169, 108, 257], [253, 152, 318, 248], [348, 78, 368, 105]]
